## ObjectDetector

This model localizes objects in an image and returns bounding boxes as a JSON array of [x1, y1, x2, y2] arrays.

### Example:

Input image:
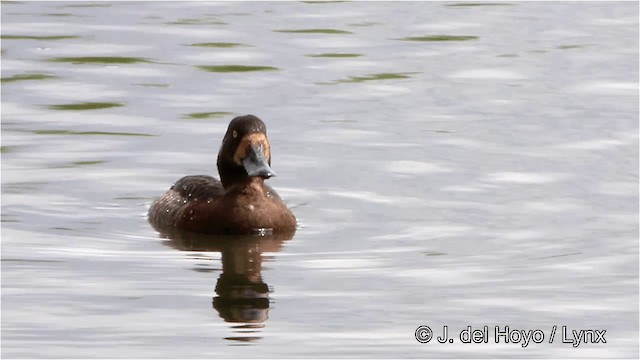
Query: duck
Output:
[[148, 115, 297, 235]]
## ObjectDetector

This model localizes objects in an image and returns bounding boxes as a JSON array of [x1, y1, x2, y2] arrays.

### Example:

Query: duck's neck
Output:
[[218, 161, 248, 189]]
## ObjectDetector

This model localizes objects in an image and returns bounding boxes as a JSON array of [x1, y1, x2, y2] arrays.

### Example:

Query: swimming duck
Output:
[[148, 115, 297, 235]]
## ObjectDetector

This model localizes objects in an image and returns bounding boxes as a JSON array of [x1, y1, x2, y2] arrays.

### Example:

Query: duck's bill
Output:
[[242, 145, 277, 178]]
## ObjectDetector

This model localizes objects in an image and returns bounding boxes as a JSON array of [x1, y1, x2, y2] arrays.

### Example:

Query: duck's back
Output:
[[148, 175, 224, 229]]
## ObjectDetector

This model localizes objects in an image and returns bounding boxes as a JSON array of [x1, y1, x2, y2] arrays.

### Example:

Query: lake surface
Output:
[[1, 1, 638, 358]]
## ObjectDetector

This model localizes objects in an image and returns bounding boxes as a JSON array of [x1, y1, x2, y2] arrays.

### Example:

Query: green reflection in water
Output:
[[274, 28, 353, 34], [115, 196, 147, 200], [497, 53, 519, 58], [1, 146, 10, 153], [188, 42, 249, 48], [398, 35, 479, 42], [169, 18, 227, 25], [326, 72, 419, 84], [33, 130, 154, 137], [423, 251, 447, 256], [557, 44, 587, 50], [48, 160, 107, 169], [196, 65, 279, 73], [426, 129, 456, 134], [72, 160, 107, 166], [307, 53, 362, 58], [48, 56, 150, 64], [1, 73, 57, 83], [1, 34, 80, 40], [2, 182, 47, 194], [184, 111, 233, 119], [48, 102, 124, 111]]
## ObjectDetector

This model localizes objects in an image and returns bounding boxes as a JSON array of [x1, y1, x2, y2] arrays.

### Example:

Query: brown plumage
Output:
[[148, 115, 297, 235]]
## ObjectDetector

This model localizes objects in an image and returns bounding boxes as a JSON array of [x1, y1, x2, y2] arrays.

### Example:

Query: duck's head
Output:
[[217, 115, 276, 188]]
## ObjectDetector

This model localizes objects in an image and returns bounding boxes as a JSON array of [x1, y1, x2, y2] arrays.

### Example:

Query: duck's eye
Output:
[[232, 130, 238, 138]]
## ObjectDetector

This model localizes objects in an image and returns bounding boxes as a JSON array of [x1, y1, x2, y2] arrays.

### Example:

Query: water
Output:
[[1, 1, 638, 358]]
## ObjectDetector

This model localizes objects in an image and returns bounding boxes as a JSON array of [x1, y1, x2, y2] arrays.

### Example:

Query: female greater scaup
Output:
[[148, 115, 297, 235]]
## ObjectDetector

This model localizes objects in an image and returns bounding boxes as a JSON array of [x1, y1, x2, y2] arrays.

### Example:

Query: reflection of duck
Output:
[[157, 225, 294, 333], [148, 115, 297, 235]]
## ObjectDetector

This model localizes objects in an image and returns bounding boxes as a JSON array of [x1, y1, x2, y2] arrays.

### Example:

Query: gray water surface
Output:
[[1, 1, 638, 358]]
